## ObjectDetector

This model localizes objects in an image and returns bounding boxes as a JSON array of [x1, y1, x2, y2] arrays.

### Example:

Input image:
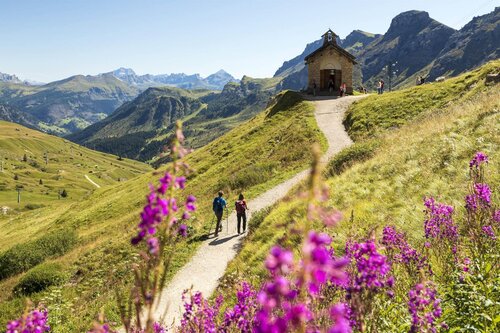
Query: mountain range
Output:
[[0, 74, 139, 135], [108, 68, 238, 90], [0, 7, 498, 152], [277, 7, 500, 90], [0, 68, 238, 135], [67, 76, 280, 163]]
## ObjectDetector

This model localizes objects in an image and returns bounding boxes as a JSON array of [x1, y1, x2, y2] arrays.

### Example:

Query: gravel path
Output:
[[153, 95, 366, 326], [85, 174, 101, 188]]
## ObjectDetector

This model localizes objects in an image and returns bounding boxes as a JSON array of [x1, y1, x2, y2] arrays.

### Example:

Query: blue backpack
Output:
[[213, 197, 224, 213]]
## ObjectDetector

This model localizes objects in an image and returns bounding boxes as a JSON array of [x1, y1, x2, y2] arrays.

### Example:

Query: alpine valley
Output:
[[0, 4, 499, 333]]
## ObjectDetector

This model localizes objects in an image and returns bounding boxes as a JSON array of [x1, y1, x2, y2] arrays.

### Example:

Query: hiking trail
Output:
[[84, 174, 101, 188], [153, 95, 366, 326]]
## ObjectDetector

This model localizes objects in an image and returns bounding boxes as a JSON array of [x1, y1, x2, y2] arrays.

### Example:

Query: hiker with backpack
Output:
[[235, 193, 249, 234], [212, 191, 227, 237]]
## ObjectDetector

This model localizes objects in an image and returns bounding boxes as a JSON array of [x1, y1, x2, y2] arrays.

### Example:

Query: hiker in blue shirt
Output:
[[212, 190, 227, 237]]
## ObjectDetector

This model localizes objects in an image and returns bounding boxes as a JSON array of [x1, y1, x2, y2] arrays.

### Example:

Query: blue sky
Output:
[[0, 0, 497, 82]]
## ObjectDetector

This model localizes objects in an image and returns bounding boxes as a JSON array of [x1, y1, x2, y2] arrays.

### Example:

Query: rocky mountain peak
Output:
[[0, 72, 23, 84], [384, 10, 437, 39], [113, 67, 137, 77]]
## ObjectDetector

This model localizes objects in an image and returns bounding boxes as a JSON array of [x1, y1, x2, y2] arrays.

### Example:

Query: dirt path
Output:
[[153, 95, 366, 326], [84, 174, 101, 188]]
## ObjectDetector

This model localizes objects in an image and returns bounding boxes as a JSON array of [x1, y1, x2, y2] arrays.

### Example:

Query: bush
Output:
[[326, 140, 379, 176], [24, 203, 45, 210], [60, 189, 68, 198], [0, 229, 77, 280], [13, 263, 66, 295]]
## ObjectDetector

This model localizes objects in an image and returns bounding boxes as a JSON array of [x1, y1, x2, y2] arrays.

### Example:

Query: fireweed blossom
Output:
[[347, 240, 393, 292], [254, 232, 350, 332], [298, 231, 349, 294], [121, 121, 198, 333], [493, 210, 500, 224], [223, 282, 258, 332], [6, 308, 50, 333], [469, 152, 488, 169], [465, 183, 492, 212], [408, 282, 444, 333], [328, 304, 352, 333], [382, 226, 431, 276], [423, 197, 458, 243], [179, 291, 223, 333], [481, 225, 497, 240], [345, 240, 394, 330]]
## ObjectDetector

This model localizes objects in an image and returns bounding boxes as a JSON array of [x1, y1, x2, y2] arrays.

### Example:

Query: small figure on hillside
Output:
[[340, 82, 347, 97], [416, 76, 422, 86], [377, 79, 385, 94], [212, 190, 227, 237], [312, 80, 317, 96], [328, 78, 334, 94], [235, 193, 249, 234]]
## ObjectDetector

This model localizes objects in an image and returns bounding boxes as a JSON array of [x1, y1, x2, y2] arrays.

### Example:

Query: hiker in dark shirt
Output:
[[212, 191, 227, 237], [235, 193, 249, 234]]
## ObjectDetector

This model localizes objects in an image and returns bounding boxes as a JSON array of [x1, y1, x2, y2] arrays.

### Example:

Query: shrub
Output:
[[24, 203, 45, 210], [326, 140, 379, 176], [13, 263, 66, 295], [0, 229, 77, 280], [60, 189, 68, 198]]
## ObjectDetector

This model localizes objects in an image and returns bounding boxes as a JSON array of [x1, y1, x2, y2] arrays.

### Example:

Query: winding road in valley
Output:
[[84, 174, 101, 188], [153, 95, 366, 326]]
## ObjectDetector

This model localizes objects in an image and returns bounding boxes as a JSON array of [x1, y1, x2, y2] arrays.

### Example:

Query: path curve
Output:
[[85, 174, 101, 188], [154, 95, 366, 325]]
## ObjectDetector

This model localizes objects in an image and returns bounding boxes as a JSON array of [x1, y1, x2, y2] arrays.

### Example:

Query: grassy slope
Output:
[[156, 76, 283, 154], [344, 60, 499, 140], [0, 91, 327, 331], [216, 62, 500, 303], [0, 120, 151, 208]]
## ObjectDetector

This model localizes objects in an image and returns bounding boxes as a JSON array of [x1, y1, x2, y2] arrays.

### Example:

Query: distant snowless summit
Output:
[[0, 72, 44, 86], [106, 67, 239, 90]]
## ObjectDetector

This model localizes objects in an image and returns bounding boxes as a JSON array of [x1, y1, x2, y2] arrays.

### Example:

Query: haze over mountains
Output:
[[0, 7, 498, 150]]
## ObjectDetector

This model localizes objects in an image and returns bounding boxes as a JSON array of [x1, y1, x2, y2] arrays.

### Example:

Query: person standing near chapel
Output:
[[235, 193, 249, 234], [213, 191, 227, 237]]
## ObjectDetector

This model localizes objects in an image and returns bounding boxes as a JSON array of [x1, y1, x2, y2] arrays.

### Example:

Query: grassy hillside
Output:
[[344, 60, 499, 140], [216, 66, 499, 312], [0, 91, 326, 331], [0, 120, 151, 207]]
